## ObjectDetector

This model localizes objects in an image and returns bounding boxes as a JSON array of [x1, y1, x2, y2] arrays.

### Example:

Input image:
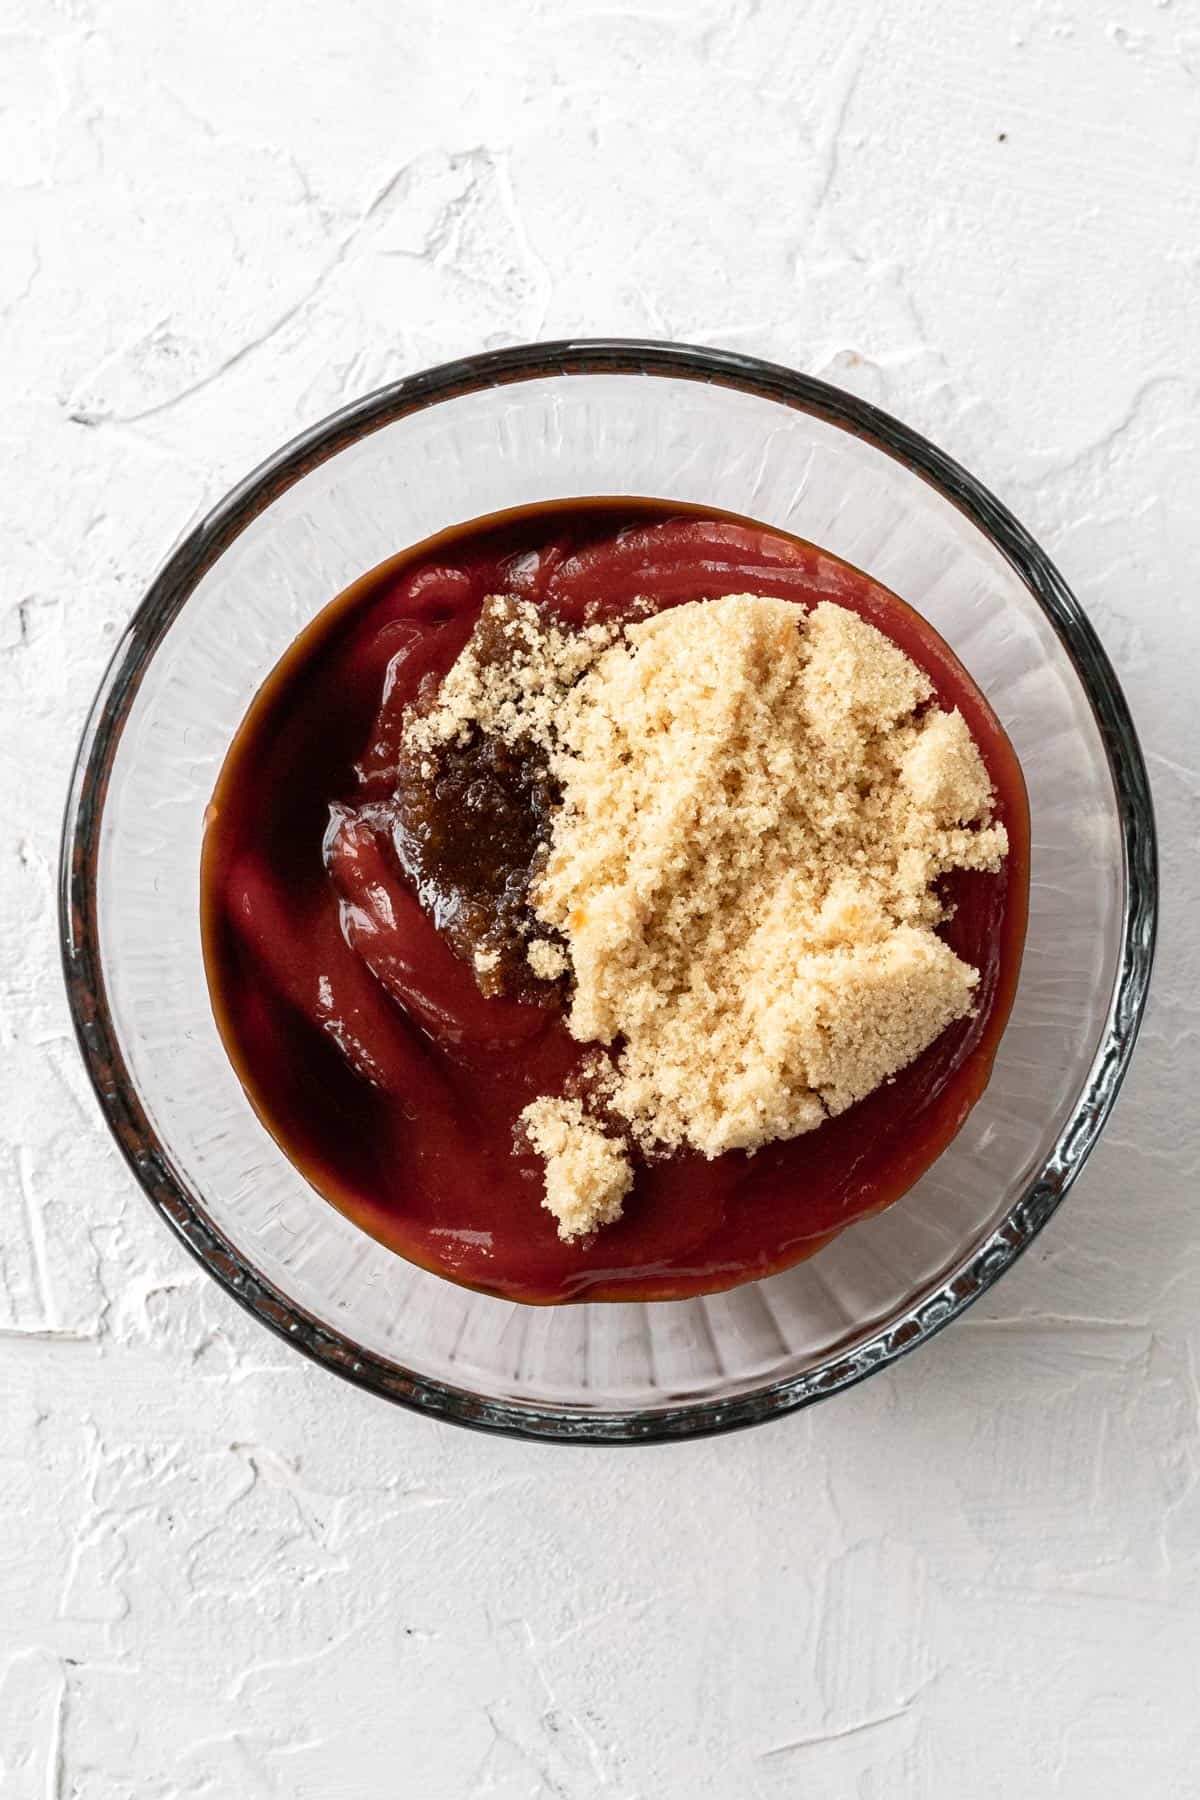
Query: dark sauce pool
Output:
[[201, 500, 1030, 1305]]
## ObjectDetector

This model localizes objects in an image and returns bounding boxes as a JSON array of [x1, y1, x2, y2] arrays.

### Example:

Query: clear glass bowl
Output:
[[60, 341, 1157, 1442]]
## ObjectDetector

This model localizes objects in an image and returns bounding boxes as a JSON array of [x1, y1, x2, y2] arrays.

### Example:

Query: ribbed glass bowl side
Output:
[[60, 342, 1156, 1442]]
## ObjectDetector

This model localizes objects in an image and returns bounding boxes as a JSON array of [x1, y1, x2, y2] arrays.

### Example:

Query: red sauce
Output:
[[201, 501, 1030, 1305]]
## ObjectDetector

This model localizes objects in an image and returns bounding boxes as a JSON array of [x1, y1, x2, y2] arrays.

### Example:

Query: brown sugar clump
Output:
[[521, 1096, 633, 1240], [409, 594, 1008, 1241]]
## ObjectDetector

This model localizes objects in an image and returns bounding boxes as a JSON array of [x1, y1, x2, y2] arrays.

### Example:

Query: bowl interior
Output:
[[80, 360, 1129, 1434]]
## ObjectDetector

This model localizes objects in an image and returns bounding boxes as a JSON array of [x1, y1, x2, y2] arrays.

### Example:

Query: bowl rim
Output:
[[58, 337, 1158, 1444]]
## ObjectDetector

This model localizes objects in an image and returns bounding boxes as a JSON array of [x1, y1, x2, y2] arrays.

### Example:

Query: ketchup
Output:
[[201, 501, 1029, 1304]]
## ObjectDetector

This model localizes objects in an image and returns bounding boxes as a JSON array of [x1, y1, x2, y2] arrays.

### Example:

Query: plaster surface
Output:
[[2, 1, 1198, 1793]]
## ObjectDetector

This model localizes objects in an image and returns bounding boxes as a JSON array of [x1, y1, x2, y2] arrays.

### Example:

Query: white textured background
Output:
[[3, 1, 1198, 1793]]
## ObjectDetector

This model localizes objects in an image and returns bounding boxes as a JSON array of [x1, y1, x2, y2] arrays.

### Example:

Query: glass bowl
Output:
[[59, 340, 1157, 1443]]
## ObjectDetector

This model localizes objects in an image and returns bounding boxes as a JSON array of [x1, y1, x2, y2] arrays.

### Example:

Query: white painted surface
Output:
[[2, 0, 1197, 1792]]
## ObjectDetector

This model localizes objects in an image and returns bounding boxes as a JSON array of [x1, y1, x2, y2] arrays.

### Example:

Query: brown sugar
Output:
[[521, 1097, 633, 1241], [408, 593, 1008, 1241]]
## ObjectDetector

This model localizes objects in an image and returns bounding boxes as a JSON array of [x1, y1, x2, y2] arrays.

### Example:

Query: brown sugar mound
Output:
[[407, 594, 1008, 1242]]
